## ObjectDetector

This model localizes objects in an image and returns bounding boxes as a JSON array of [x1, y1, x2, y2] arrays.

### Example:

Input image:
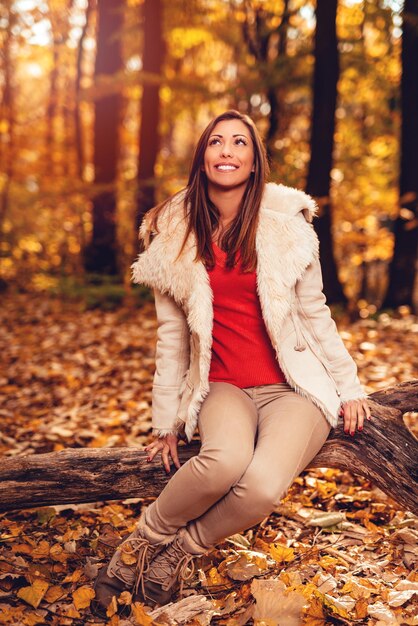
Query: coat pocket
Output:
[[291, 314, 341, 396], [179, 370, 189, 396]]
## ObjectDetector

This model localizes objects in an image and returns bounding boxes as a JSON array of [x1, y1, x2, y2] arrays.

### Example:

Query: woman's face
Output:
[[203, 119, 255, 193]]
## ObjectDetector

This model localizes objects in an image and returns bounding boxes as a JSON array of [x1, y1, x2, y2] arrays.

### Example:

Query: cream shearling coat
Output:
[[131, 182, 366, 443]]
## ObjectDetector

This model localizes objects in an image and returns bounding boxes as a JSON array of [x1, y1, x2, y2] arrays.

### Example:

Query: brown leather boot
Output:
[[91, 511, 173, 618], [136, 527, 206, 608]]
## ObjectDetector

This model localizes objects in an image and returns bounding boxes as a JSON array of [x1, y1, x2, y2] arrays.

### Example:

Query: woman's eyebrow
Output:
[[208, 133, 249, 138]]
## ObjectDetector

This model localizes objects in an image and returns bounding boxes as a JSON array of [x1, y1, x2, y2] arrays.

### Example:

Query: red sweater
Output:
[[208, 241, 285, 388]]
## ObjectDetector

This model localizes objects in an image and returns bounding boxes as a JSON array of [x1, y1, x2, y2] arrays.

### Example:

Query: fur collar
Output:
[[131, 182, 319, 302], [130, 182, 319, 410]]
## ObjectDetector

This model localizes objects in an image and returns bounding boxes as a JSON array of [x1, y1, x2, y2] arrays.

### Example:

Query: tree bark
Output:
[[83, 0, 123, 275], [240, 2, 291, 164], [0, 1, 16, 247], [0, 382, 417, 514], [135, 0, 165, 232], [74, 0, 94, 182], [382, 0, 418, 311], [45, 39, 59, 177], [306, 0, 346, 305]]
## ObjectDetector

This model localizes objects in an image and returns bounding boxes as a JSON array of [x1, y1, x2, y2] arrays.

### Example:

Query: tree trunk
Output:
[[74, 0, 94, 182], [241, 2, 291, 164], [306, 0, 346, 305], [135, 0, 164, 233], [265, 0, 289, 163], [45, 41, 59, 178], [0, 1, 16, 246], [382, 0, 418, 311], [0, 382, 416, 514], [83, 0, 123, 275]]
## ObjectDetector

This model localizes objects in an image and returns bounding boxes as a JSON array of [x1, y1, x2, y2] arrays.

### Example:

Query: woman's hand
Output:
[[145, 433, 181, 473], [339, 398, 372, 435]]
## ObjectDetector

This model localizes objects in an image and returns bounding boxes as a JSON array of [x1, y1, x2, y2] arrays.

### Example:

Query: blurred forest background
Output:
[[1, 0, 418, 313], [2, 3, 418, 623]]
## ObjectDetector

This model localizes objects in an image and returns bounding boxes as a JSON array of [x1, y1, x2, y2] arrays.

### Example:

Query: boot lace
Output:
[[109, 535, 155, 587], [137, 534, 196, 598]]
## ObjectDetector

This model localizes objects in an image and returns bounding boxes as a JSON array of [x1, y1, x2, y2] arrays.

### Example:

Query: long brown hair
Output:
[[143, 110, 269, 272]]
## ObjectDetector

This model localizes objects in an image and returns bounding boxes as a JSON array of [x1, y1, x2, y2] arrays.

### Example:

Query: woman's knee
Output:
[[189, 447, 253, 498], [236, 470, 290, 516]]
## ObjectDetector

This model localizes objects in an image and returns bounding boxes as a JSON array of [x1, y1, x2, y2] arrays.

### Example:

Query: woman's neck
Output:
[[208, 186, 245, 228]]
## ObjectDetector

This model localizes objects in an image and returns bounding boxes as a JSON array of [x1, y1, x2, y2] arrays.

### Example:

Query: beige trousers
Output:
[[145, 381, 331, 552]]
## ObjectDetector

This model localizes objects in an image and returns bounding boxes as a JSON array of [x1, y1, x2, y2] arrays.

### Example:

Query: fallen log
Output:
[[0, 382, 417, 514]]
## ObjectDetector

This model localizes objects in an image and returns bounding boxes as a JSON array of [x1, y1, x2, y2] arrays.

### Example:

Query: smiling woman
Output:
[[92, 109, 370, 618], [203, 120, 256, 241]]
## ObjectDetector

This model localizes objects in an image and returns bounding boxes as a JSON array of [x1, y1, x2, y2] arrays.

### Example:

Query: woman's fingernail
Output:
[[350, 431, 355, 436], [358, 426, 363, 431], [344, 429, 348, 434]]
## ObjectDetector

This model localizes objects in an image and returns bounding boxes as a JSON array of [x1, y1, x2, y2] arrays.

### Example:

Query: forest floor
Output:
[[0, 292, 417, 626]]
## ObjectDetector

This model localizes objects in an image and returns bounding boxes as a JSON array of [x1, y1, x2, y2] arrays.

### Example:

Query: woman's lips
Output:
[[215, 164, 239, 171]]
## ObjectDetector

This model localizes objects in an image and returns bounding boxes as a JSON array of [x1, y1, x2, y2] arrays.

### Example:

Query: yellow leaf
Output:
[[23, 611, 49, 626], [364, 518, 381, 533], [50, 543, 68, 562], [72, 585, 95, 610], [17, 579, 49, 609], [65, 604, 81, 618], [253, 538, 271, 553], [206, 566, 228, 586], [340, 579, 372, 599], [318, 555, 340, 571], [131, 602, 154, 625], [304, 596, 326, 626], [355, 597, 369, 619], [118, 590, 132, 605], [298, 582, 319, 600], [31, 540, 50, 559], [44, 585, 65, 603], [62, 569, 82, 584], [279, 570, 302, 588], [106, 595, 118, 618], [322, 593, 350, 619], [121, 550, 137, 566], [269, 543, 295, 563]]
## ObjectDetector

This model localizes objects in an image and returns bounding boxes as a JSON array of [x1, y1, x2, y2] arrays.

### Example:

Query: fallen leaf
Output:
[[387, 579, 418, 606], [367, 600, 398, 622], [323, 592, 353, 618], [269, 543, 295, 564], [44, 584, 66, 603], [303, 596, 326, 626], [306, 512, 345, 528], [251, 578, 306, 626], [107, 594, 119, 618], [203, 565, 229, 586], [131, 601, 154, 625], [118, 590, 132, 606], [222, 550, 273, 581], [17, 579, 49, 609], [72, 584, 95, 609]]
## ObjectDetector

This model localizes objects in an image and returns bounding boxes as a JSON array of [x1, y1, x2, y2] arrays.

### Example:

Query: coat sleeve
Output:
[[151, 288, 190, 438], [295, 255, 367, 404]]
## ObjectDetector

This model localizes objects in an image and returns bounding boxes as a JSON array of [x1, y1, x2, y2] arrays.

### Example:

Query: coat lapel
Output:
[[130, 182, 319, 388]]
